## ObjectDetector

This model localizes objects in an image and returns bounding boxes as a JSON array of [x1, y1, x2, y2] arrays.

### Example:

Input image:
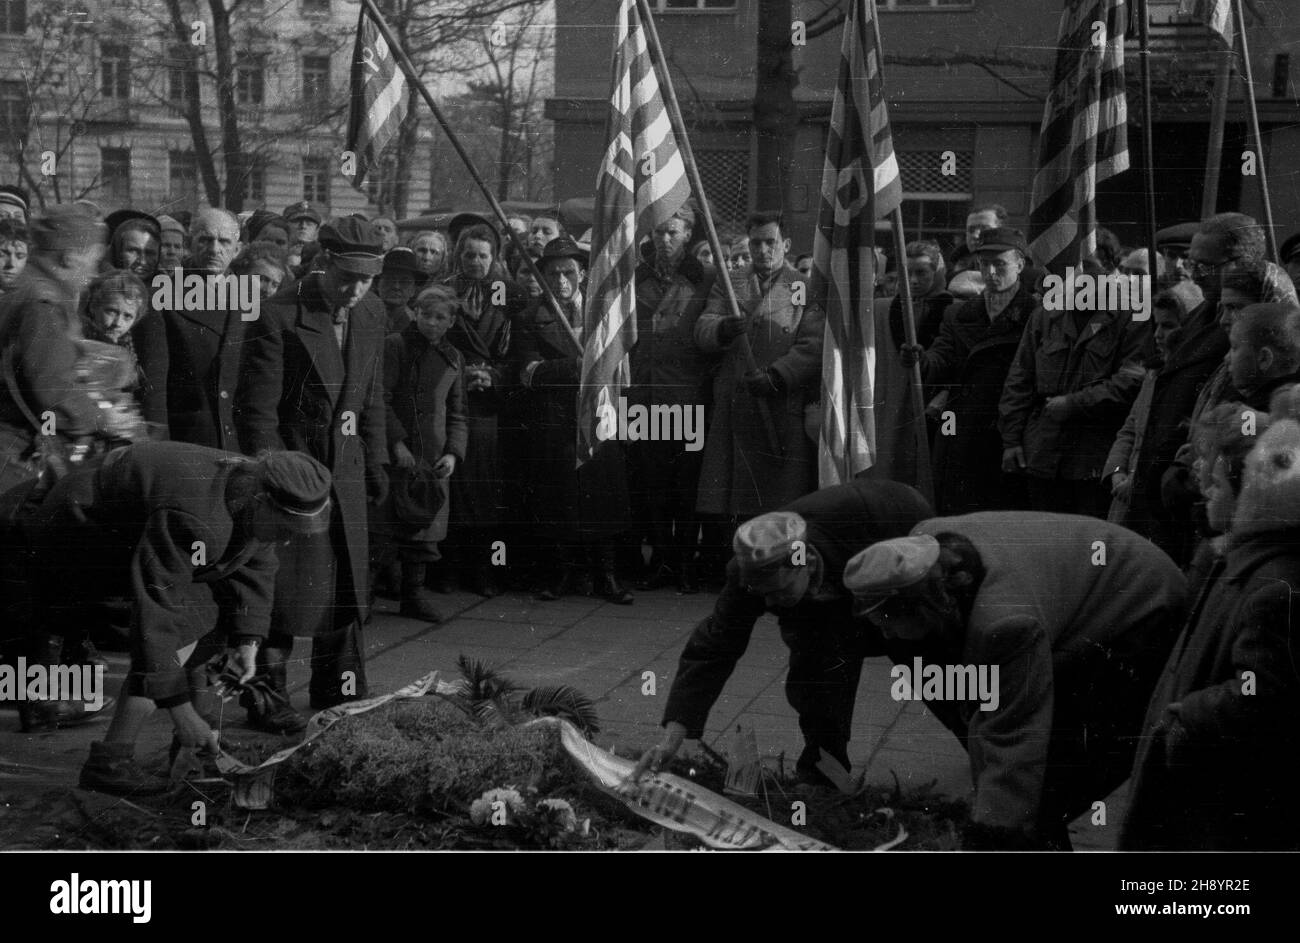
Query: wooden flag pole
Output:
[[635, 0, 783, 457], [870, 5, 932, 503], [357, 0, 581, 355], [1202, 51, 1230, 218], [1232, 0, 1279, 261], [1137, 0, 1160, 286]]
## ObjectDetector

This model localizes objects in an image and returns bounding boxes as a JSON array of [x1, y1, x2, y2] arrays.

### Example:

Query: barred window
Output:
[[0, 80, 29, 136], [694, 148, 749, 231], [302, 55, 330, 107], [100, 147, 132, 207], [897, 149, 973, 196], [237, 60, 265, 106], [168, 49, 200, 104], [239, 160, 266, 204], [169, 150, 198, 207], [302, 155, 330, 206], [0, 0, 26, 34]]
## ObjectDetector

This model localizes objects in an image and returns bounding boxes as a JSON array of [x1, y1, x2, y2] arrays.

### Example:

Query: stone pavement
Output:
[[1, 586, 1124, 849]]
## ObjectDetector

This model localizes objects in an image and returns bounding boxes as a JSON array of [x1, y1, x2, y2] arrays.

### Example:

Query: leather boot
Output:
[[596, 547, 633, 605], [538, 546, 574, 602], [399, 562, 445, 622], [245, 646, 307, 735], [308, 621, 368, 709], [17, 633, 115, 732], [79, 741, 171, 796]]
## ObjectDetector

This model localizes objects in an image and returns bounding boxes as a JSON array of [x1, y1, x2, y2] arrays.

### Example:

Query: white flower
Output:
[[534, 798, 578, 833], [469, 787, 526, 826]]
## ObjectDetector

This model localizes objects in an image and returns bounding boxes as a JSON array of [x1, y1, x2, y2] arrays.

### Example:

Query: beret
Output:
[[842, 535, 940, 596], [732, 511, 808, 575]]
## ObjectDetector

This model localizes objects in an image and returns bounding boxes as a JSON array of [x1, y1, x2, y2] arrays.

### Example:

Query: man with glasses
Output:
[[622, 478, 932, 791], [902, 227, 1037, 514], [842, 512, 1186, 849]]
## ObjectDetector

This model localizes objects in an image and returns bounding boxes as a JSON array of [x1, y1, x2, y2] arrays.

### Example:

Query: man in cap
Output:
[[374, 246, 428, 334], [283, 200, 323, 254], [842, 511, 1186, 848], [515, 236, 633, 603], [1155, 221, 1198, 288], [628, 203, 719, 594], [105, 211, 161, 282], [21, 441, 331, 793], [236, 216, 389, 728], [902, 227, 1038, 515], [623, 479, 933, 790], [0, 184, 28, 224]]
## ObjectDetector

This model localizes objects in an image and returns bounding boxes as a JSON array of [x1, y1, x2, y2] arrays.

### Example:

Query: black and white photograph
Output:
[[0, 0, 1294, 915]]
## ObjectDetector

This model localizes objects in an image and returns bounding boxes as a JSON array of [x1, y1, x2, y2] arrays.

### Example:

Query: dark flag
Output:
[[344, 4, 409, 190]]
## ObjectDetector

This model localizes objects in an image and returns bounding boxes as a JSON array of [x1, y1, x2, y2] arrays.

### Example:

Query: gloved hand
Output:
[[717, 316, 747, 341], [366, 464, 390, 505], [899, 343, 924, 369], [743, 368, 781, 397]]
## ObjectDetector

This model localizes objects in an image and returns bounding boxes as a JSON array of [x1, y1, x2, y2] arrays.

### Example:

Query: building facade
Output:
[[547, 0, 1300, 255], [0, 0, 433, 218]]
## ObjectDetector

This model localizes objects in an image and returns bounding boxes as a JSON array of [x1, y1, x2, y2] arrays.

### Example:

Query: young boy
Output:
[[372, 285, 468, 621]]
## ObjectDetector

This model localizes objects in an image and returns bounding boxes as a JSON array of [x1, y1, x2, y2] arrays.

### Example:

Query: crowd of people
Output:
[[1, 179, 1299, 850]]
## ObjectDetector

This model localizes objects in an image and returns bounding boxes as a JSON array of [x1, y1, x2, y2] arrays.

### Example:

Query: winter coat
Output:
[[441, 274, 527, 530], [1121, 527, 1300, 850], [133, 268, 248, 451], [378, 324, 468, 544], [694, 263, 824, 517], [911, 512, 1187, 837], [234, 273, 387, 627], [998, 305, 1149, 481], [25, 442, 279, 707], [1104, 367, 1158, 523], [627, 253, 719, 410], [663, 479, 933, 738], [921, 280, 1037, 514], [513, 297, 629, 543]]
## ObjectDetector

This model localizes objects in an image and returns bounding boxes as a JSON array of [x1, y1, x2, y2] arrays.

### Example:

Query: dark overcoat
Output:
[[234, 274, 386, 626], [1121, 528, 1300, 850], [133, 269, 247, 451], [379, 324, 468, 543], [513, 298, 629, 543], [694, 263, 824, 518], [921, 281, 1037, 513]]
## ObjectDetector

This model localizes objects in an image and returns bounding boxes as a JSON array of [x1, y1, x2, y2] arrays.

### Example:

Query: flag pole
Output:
[[868, 2, 932, 503], [357, 0, 581, 354], [634, 0, 783, 457], [1202, 51, 1230, 218], [1231, 0, 1279, 261], [1136, 0, 1160, 285]]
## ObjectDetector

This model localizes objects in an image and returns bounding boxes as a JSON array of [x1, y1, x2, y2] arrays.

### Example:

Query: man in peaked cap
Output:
[[283, 200, 323, 249], [19, 441, 331, 791], [0, 184, 29, 224], [622, 478, 933, 792], [842, 511, 1186, 849], [236, 215, 389, 730]]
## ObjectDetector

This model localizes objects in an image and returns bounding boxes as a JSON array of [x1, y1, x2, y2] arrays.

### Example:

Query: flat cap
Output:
[[318, 217, 384, 276], [973, 227, 1028, 257], [0, 184, 29, 217], [539, 235, 588, 268], [842, 535, 940, 596], [257, 451, 332, 535], [732, 511, 808, 574], [283, 201, 323, 224], [30, 203, 107, 253], [1155, 222, 1198, 250]]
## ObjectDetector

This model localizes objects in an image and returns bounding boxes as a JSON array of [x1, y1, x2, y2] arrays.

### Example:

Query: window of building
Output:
[[882, 0, 974, 9], [302, 55, 330, 107], [0, 0, 26, 34], [889, 147, 973, 249], [169, 149, 197, 195], [239, 159, 266, 204], [695, 148, 749, 230], [168, 49, 200, 104], [302, 0, 330, 16], [0, 80, 29, 138], [237, 59, 265, 106], [658, 0, 736, 10], [101, 43, 131, 100], [100, 147, 132, 207], [302, 155, 330, 206]]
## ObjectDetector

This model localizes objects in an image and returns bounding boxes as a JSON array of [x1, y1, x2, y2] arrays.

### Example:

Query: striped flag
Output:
[[811, 0, 903, 487], [344, 4, 409, 190], [1028, 0, 1130, 273], [1178, 0, 1233, 46], [577, 0, 691, 465]]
